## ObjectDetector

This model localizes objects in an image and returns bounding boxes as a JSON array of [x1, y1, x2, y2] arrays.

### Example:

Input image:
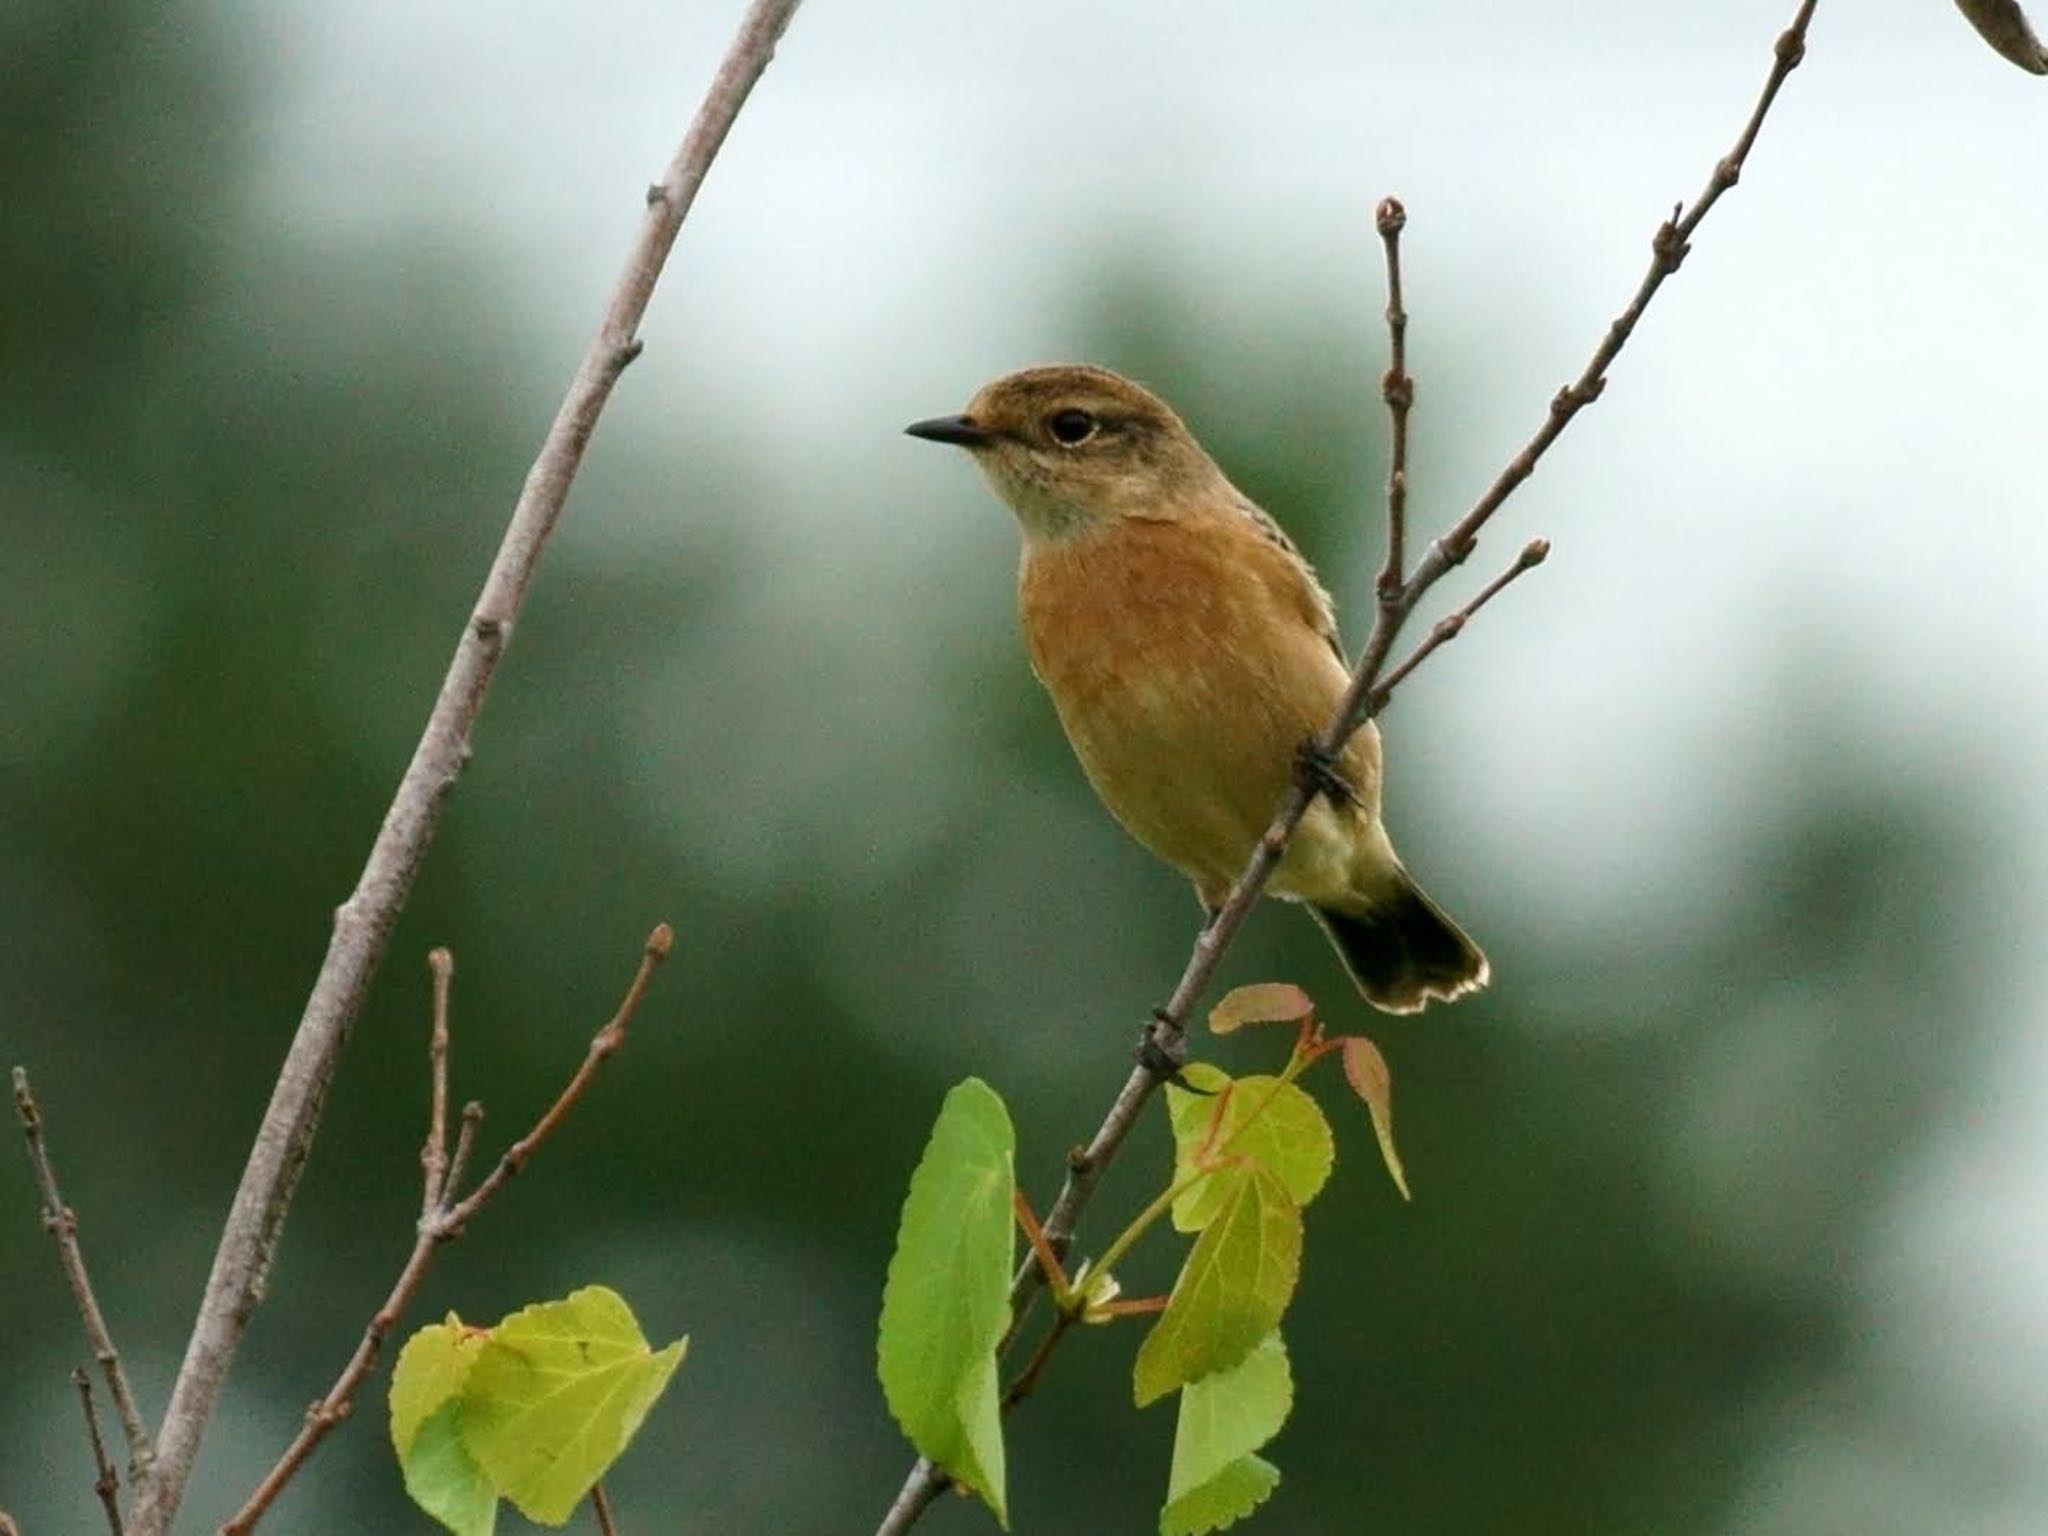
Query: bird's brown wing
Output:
[[1230, 492, 1346, 663]]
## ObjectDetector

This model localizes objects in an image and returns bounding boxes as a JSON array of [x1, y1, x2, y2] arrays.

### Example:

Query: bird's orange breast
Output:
[[1017, 514, 1372, 894]]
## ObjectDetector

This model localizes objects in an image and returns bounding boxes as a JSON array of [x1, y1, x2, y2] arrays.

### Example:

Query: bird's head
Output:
[[906, 365, 1228, 540]]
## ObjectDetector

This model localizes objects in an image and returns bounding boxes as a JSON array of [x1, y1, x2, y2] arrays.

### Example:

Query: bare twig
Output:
[[13, 1069, 153, 1478], [998, 1313, 1076, 1412], [873, 4, 1819, 1528], [1409, 0, 1818, 602], [444, 1102, 484, 1206], [218, 925, 673, 1536], [74, 1369, 124, 1536], [1954, 0, 2048, 72], [420, 948, 454, 1216], [591, 1483, 621, 1536], [1374, 196, 1413, 605], [126, 4, 804, 1530], [1368, 538, 1550, 713]]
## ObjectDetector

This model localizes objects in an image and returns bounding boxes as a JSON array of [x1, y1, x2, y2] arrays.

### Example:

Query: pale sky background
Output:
[[167, 0, 2048, 1526]]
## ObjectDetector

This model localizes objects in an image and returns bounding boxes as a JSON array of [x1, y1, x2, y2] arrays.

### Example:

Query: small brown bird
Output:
[[907, 364, 1487, 1013]]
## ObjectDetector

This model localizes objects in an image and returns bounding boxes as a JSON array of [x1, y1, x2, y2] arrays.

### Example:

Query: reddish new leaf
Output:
[[1209, 984, 1315, 1036], [1339, 1037, 1410, 1201]]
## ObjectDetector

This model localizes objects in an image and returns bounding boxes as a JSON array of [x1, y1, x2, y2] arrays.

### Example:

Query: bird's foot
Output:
[[1137, 1011, 1213, 1093], [1294, 737, 1359, 809]]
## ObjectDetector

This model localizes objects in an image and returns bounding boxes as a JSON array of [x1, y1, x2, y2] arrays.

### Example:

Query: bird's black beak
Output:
[[904, 414, 993, 447]]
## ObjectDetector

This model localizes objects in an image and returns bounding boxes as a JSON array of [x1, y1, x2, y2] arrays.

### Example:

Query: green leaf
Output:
[[1160, 1333, 1293, 1536], [1134, 1164, 1302, 1406], [1163, 1457, 1279, 1536], [877, 1078, 1016, 1527], [1339, 1036, 1411, 1200], [403, 1400, 499, 1536], [1167, 1071, 1333, 1233], [392, 1316, 497, 1536], [459, 1285, 686, 1526], [391, 1315, 485, 1457], [1208, 983, 1316, 1035]]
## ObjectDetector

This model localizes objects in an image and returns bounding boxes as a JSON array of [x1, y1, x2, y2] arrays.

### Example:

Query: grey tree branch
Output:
[[12, 1069, 153, 1480], [1374, 196, 1413, 605], [219, 926, 673, 1536], [873, 2, 1819, 1528], [75, 1369, 125, 1536], [124, 4, 804, 1530], [1955, 0, 2048, 72]]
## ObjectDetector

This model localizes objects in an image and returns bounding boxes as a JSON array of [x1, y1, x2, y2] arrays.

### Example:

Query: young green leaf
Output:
[[391, 1318, 495, 1536], [1208, 983, 1315, 1035], [1167, 1072, 1333, 1233], [459, 1285, 686, 1526], [1339, 1036, 1411, 1200], [403, 1401, 500, 1536], [1160, 1332, 1292, 1536], [391, 1315, 486, 1459], [877, 1077, 1016, 1527], [1134, 1164, 1302, 1407]]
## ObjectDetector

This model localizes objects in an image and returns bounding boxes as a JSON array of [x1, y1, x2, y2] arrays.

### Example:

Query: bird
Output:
[[905, 364, 1487, 1014]]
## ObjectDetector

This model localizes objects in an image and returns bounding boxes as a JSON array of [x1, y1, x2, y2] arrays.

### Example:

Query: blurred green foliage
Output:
[[0, 4, 2008, 1534]]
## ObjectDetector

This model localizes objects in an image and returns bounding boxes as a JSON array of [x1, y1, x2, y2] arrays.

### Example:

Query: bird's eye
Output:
[[1046, 408, 1098, 447]]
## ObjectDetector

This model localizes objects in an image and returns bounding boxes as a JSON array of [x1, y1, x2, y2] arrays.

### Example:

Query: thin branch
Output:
[[420, 948, 454, 1216], [998, 1313, 1076, 1413], [126, 4, 804, 1530], [444, 1101, 484, 1206], [1954, 0, 2048, 74], [1374, 196, 1413, 605], [874, 1462, 947, 1536], [440, 927, 671, 1231], [872, 3, 1819, 1527], [1412, 0, 1817, 595], [1, 1510, 20, 1536], [1367, 538, 1550, 714], [74, 1369, 125, 1536], [591, 1483, 621, 1536], [13, 1068, 154, 1477], [217, 925, 674, 1536]]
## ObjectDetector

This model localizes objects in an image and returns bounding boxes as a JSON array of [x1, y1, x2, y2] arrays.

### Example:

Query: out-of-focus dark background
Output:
[[6, 1, 2046, 1531]]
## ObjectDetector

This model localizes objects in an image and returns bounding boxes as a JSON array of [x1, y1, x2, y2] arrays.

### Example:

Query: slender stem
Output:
[[1010, 1190, 1072, 1308], [999, 1313, 1076, 1411], [442, 927, 672, 1231], [1414, 0, 1817, 589], [1954, 0, 2048, 72], [1375, 196, 1413, 604], [873, 1464, 946, 1536], [870, 4, 1821, 1528], [1084, 1168, 1210, 1292], [421, 948, 454, 1216], [444, 1102, 484, 1208], [125, 5, 803, 1527], [217, 927, 673, 1536], [591, 1483, 621, 1536], [13, 1069, 154, 1477], [75, 1369, 125, 1536], [1368, 538, 1550, 713]]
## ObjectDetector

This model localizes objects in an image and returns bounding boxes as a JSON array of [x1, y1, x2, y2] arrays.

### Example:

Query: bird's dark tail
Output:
[[1310, 873, 1488, 1014]]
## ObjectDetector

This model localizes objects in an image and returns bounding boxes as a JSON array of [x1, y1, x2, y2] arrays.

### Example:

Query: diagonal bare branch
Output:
[[74, 1369, 125, 1536], [13, 1068, 154, 1478], [1954, 0, 2048, 73], [124, 4, 805, 1530]]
